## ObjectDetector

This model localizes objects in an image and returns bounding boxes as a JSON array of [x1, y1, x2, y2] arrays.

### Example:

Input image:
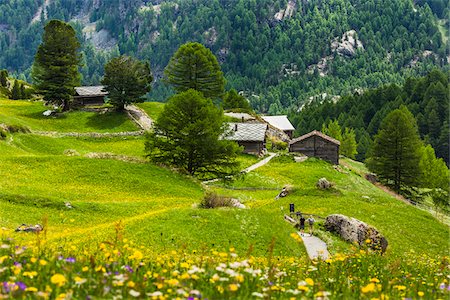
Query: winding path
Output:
[[299, 233, 330, 260], [126, 105, 154, 131]]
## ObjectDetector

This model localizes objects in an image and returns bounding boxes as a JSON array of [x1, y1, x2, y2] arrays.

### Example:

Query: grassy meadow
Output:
[[0, 99, 138, 132], [0, 99, 449, 299]]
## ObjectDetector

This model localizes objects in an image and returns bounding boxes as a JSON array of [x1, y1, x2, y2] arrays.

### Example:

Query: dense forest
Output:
[[0, 0, 448, 112], [290, 69, 449, 164]]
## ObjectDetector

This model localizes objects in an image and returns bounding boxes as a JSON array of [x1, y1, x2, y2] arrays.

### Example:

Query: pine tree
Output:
[[322, 119, 343, 142], [11, 80, 21, 100], [145, 89, 240, 177], [32, 20, 81, 111], [223, 89, 251, 111], [164, 42, 225, 99], [0, 70, 8, 87], [102, 55, 153, 111], [367, 106, 422, 193], [341, 128, 358, 159]]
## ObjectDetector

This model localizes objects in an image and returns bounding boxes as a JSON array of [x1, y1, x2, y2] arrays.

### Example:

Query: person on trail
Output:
[[307, 215, 315, 235], [299, 215, 306, 236]]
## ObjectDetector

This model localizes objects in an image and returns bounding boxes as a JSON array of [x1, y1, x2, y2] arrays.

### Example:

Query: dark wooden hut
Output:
[[73, 86, 108, 106], [289, 130, 340, 164], [224, 123, 268, 155]]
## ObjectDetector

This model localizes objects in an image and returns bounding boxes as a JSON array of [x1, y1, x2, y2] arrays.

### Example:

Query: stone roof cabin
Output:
[[262, 115, 295, 138], [224, 123, 268, 155], [73, 86, 108, 106], [289, 130, 340, 165]]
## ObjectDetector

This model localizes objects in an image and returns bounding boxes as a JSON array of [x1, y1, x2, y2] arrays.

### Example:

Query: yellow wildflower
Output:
[[127, 281, 135, 288], [217, 286, 224, 294], [370, 278, 380, 283], [129, 250, 144, 260], [418, 291, 424, 297], [25, 287, 38, 292], [180, 262, 189, 268], [365, 239, 372, 244], [39, 260, 47, 266], [361, 283, 376, 293], [82, 266, 89, 272], [166, 279, 179, 286], [23, 271, 38, 278], [74, 276, 87, 285], [30, 257, 37, 263], [305, 278, 314, 286], [51, 274, 67, 287], [56, 293, 66, 300], [298, 285, 309, 292], [229, 284, 239, 292]]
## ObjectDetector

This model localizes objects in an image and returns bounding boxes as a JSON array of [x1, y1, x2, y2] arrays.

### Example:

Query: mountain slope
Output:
[[0, 0, 448, 111]]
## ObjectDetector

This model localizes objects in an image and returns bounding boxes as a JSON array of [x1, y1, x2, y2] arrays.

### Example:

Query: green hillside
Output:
[[0, 99, 139, 133], [0, 99, 448, 298]]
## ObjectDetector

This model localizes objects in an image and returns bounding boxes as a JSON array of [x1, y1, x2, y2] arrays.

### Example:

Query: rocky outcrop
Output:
[[316, 178, 332, 190], [274, 0, 297, 21], [331, 30, 364, 58], [324, 214, 388, 253]]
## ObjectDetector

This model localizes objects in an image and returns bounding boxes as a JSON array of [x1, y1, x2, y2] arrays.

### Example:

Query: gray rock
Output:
[[324, 214, 388, 253], [316, 178, 332, 189], [365, 173, 378, 183]]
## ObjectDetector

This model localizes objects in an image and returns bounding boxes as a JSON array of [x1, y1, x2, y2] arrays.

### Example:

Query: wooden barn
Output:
[[261, 115, 295, 138], [224, 123, 268, 155], [289, 130, 340, 165], [73, 86, 108, 106]]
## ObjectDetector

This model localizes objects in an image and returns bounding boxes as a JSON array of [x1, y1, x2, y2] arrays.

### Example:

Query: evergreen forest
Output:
[[0, 0, 448, 112]]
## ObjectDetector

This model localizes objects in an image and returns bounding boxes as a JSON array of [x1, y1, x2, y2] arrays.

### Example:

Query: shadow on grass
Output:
[[86, 111, 129, 131]]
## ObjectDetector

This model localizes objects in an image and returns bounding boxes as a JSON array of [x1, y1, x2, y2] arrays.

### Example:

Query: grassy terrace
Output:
[[136, 101, 165, 121], [0, 99, 139, 132]]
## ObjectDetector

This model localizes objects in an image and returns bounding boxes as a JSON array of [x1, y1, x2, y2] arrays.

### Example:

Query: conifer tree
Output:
[[11, 80, 21, 100], [145, 89, 240, 177], [367, 106, 422, 192], [0, 70, 8, 87], [322, 119, 342, 142], [32, 20, 81, 111], [341, 128, 358, 159], [223, 89, 251, 111], [102, 55, 153, 111], [164, 42, 225, 99]]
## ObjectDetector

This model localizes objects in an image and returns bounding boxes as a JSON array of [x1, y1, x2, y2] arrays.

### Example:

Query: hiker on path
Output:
[[299, 215, 306, 236], [307, 215, 315, 235]]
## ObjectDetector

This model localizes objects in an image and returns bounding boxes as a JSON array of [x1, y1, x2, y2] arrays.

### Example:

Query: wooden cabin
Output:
[[262, 115, 295, 138], [289, 130, 340, 165], [224, 123, 268, 155], [73, 86, 108, 106]]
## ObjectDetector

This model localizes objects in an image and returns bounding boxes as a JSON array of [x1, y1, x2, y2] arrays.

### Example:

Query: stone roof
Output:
[[224, 112, 255, 121], [262, 115, 295, 131], [74, 86, 108, 97], [289, 130, 340, 145], [224, 123, 267, 142]]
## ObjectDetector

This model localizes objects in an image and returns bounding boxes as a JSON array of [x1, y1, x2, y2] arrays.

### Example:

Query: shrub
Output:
[[0, 128, 7, 139], [5, 124, 31, 133], [199, 191, 234, 208], [270, 138, 288, 151]]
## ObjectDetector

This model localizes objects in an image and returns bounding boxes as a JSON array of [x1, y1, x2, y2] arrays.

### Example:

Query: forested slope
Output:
[[0, 0, 448, 112], [290, 69, 449, 164]]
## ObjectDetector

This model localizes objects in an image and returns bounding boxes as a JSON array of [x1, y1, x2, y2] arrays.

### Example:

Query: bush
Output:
[[199, 191, 234, 208], [0, 128, 7, 139], [5, 124, 31, 133]]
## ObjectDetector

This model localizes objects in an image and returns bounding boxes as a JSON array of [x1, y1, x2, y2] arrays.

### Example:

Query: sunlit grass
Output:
[[0, 99, 139, 132]]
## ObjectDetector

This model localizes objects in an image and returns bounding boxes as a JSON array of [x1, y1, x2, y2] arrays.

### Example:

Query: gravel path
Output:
[[299, 233, 330, 260], [241, 152, 278, 173], [126, 105, 154, 131]]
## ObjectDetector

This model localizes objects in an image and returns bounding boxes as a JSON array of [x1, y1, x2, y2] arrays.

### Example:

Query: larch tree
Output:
[[164, 42, 225, 99], [101, 55, 153, 111], [367, 106, 422, 193], [32, 20, 81, 111], [341, 128, 358, 159], [145, 89, 240, 177]]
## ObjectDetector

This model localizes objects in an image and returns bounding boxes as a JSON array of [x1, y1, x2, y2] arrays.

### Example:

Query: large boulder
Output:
[[324, 214, 388, 253], [316, 178, 332, 189]]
